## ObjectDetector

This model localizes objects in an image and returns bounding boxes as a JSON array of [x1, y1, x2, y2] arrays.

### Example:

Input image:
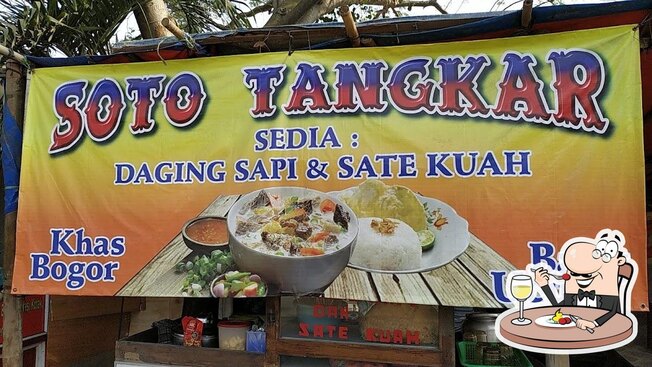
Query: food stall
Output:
[[3, 1, 651, 366]]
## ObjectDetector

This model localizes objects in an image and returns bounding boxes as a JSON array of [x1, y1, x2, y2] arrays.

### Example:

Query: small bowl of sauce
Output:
[[182, 216, 229, 254]]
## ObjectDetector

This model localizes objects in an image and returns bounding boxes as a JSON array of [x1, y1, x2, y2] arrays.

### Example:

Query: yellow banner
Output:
[[14, 25, 646, 310]]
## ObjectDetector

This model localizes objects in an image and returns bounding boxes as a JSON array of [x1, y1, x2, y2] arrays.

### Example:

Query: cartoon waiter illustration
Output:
[[533, 229, 633, 330]]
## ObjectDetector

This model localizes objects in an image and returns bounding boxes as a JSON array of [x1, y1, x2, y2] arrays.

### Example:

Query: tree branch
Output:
[[264, 0, 448, 27], [239, 0, 274, 18], [393, 1, 447, 14], [374, 6, 390, 19]]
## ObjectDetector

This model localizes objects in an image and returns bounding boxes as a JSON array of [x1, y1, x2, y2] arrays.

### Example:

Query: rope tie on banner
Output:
[[181, 33, 198, 51], [288, 31, 295, 56], [307, 30, 312, 50], [634, 12, 652, 31], [254, 31, 271, 53], [633, 12, 652, 49], [161, 17, 197, 55], [156, 38, 168, 65], [395, 24, 400, 45]]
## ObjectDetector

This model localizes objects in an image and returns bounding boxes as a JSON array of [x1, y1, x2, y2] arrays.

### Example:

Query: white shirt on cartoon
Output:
[[575, 296, 597, 308]]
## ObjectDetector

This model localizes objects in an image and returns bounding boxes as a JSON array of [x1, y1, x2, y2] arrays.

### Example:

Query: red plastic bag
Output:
[[182, 316, 204, 347]]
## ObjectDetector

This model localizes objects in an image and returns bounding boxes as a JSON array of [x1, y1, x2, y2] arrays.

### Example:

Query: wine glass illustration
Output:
[[510, 274, 533, 325]]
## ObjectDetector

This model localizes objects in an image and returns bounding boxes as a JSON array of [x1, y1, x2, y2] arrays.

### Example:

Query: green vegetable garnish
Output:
[[225, 271, 250, 282], [230, 280, 247, 293], [178, 251, 235, 296], [257, 283, 267, 296]]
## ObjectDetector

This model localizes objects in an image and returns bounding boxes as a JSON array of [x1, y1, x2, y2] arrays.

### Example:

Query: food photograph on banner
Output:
[[8, 9, 651, 364]]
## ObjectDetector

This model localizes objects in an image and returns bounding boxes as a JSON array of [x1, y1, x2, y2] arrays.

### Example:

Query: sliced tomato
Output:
[[300, 247, 325, 256], [243, 283, 258, 297], [319, 199, 336, 213]]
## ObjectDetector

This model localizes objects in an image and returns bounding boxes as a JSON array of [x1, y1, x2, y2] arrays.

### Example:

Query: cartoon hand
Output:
[[533, 267, 549, 287], [575, 318, 597, 330]]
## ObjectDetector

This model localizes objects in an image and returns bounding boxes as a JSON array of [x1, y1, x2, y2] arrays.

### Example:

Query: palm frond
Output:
[[0, 0, 138, 57], [0, 0, 258, 60]]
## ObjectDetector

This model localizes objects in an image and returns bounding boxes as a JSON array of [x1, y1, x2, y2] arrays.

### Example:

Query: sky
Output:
[[114, 0, 629, 43]]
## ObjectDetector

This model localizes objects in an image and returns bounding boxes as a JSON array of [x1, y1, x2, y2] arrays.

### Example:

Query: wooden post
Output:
[[521, 0, 533, 28], [546, 354, 570, 367], [2, 59, 26, 366], [439, 306, 455, 366], [264, 297, 280, 367], [339, 6, 361, 47]]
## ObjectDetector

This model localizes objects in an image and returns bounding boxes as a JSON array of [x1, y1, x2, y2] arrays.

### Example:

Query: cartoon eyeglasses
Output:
[[592, 239, 620, 263]]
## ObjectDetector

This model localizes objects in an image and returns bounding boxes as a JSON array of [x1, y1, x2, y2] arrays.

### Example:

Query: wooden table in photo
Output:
[[118, 194, 516, 308], [499, 306, 634, 351]]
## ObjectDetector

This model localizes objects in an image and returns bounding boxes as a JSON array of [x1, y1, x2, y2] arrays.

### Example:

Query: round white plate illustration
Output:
[[331, 189, 470, 274], [534, 315, 576, 328]]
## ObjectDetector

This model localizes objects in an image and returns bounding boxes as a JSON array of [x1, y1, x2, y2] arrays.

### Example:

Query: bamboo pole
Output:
[[339, 6, 361, 47], [161, 17, 187, 42], [521, 0, 533, 28], [161, 17, 196, 50], [0, 44, 26, 64], [2, 59, 25, 366]]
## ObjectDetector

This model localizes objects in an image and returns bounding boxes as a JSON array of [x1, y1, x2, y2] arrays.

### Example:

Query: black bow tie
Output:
[[578, 289, 596, 301]]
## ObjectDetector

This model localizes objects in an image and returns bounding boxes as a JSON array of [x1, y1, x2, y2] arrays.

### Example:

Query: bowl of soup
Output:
[[182, 216, 229, 254], [227, 187, 359, 293]]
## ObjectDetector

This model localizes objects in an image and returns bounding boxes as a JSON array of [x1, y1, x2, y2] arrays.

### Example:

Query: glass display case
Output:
[[269, 297, 454, 366]]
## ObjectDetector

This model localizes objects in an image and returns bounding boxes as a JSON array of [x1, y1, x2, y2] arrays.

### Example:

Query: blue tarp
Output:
[[1, 84, 22, 214]]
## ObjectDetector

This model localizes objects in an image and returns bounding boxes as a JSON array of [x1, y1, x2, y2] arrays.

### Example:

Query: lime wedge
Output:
[[418, 229, 435, 251]]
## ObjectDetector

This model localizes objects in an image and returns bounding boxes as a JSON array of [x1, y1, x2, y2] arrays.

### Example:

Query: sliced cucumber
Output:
[[418, 229, 436, 251], [225, 271, 250, 282]]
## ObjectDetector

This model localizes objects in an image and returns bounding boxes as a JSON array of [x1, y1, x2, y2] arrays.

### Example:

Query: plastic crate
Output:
[[457, 341, 532, 367]]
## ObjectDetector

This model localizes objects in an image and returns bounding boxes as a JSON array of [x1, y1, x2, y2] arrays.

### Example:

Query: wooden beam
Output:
[[276, 338, 441, 366], [2, 59, 26, 367]]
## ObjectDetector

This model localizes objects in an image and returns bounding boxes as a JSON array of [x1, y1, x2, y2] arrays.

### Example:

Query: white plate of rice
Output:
[[331, 189, 470, 274]]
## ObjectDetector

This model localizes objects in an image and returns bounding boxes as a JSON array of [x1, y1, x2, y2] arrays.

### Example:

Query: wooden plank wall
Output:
[[46, 296, 143, 367]]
